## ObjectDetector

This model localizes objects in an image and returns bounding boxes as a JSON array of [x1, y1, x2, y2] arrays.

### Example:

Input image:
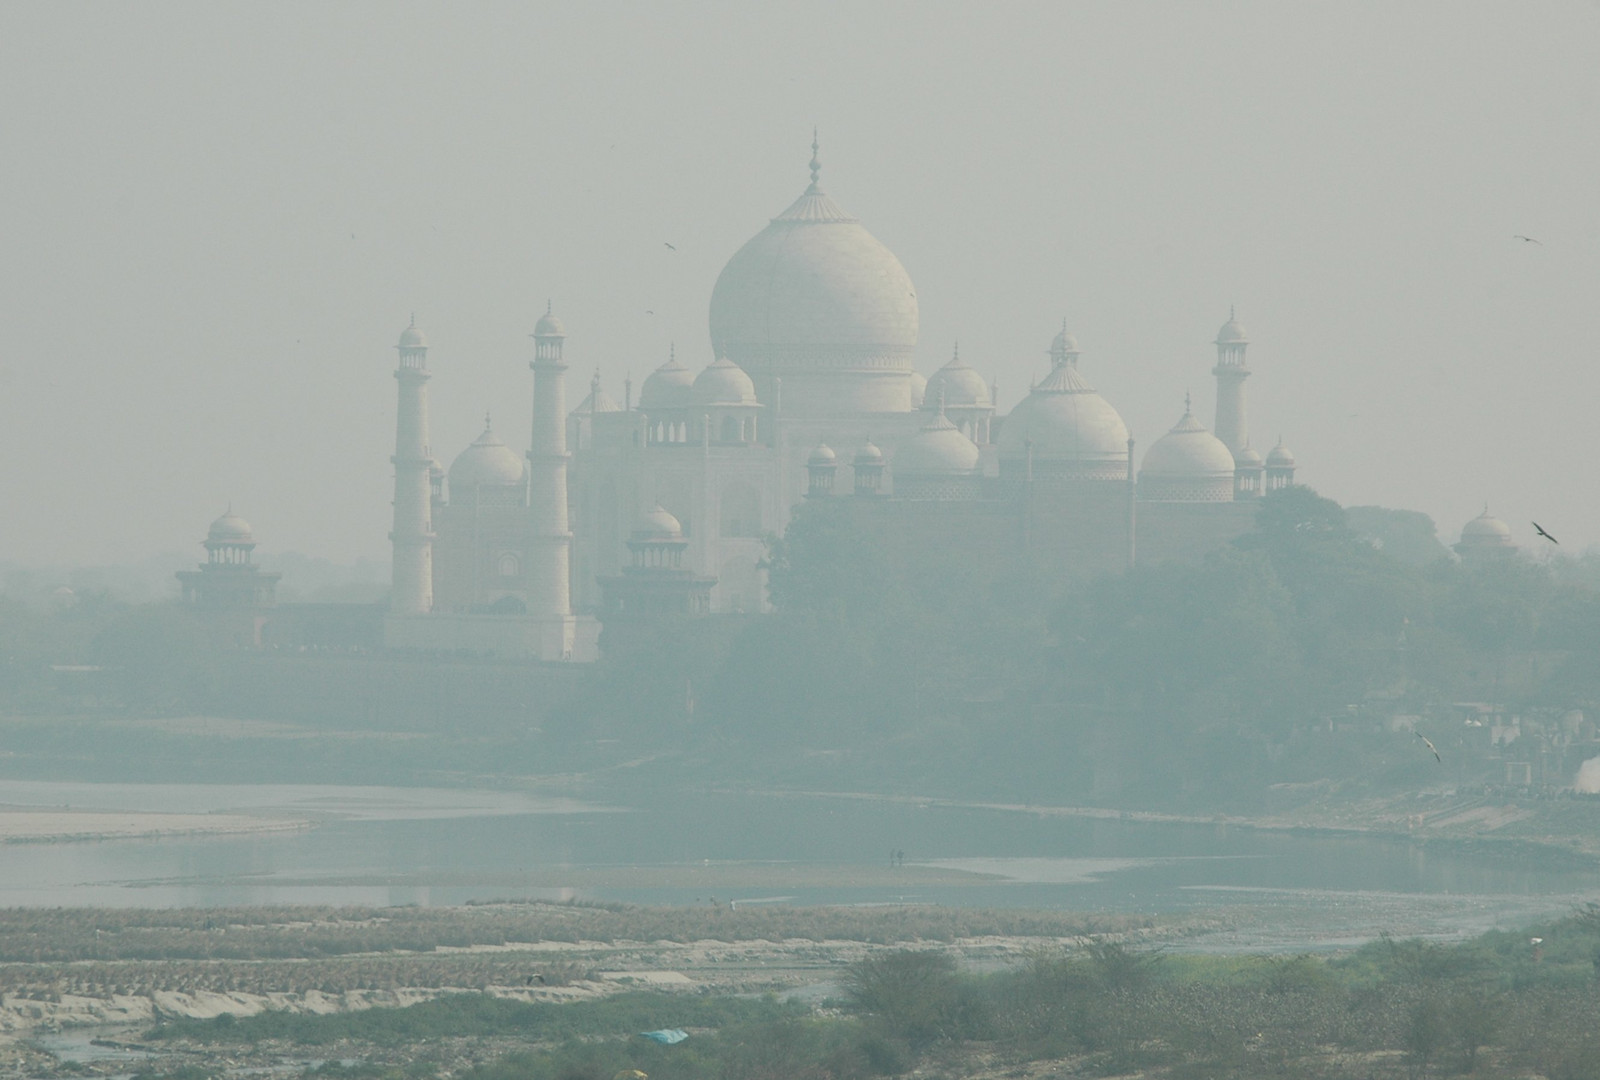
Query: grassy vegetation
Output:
[[0, 901, 1147, 1006], [0, 901, 1145, 964], [120, 905, 1600, 1080]]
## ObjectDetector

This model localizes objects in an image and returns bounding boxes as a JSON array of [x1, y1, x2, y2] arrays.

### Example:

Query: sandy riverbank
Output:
[[0, 810, 308, 844], [758, 787, 1600, 865]]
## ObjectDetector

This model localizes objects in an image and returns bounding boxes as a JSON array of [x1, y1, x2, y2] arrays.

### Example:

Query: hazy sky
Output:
[[3, 1, 1598, 567]]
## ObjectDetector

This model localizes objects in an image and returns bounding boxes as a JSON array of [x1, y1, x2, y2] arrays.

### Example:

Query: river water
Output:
[[0, 780, 1594, 946]]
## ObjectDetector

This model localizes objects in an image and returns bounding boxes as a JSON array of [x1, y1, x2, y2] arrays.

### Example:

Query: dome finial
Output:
[[952, 340, 959, 364], [1184, 390, 1192, 415], [808, 128, 821, 191], [409, 313, 415, 328], [1048, 320, 1080, 368], [484, 409, 492, 431], [669, 341, 676, 364], [545, 299, 552, 316]]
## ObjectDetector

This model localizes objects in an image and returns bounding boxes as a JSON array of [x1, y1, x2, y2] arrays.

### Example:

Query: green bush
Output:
[[844, 950, 984, 1050]]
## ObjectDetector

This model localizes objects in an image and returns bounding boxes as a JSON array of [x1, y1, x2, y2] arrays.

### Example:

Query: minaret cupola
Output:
[[806, 443, 838, 497]]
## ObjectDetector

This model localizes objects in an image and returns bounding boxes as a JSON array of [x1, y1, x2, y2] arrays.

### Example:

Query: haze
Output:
[[2, 1, 1598, 567]]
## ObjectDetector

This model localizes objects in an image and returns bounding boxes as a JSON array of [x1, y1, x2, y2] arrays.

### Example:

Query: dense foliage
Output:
[[701, 487, 1600, 807], [8, 486, 1600, 809]]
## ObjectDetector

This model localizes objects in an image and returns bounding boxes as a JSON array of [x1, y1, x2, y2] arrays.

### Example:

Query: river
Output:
[[0, 780, 1593, 947]]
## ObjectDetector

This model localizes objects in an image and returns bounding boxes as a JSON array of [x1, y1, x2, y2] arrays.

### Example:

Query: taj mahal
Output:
[[182, 139, 1309, 660], [376, 138, 1300, 661]]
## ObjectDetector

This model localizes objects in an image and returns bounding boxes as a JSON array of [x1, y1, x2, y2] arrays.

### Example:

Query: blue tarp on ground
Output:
[[639, 1029, 689, 1045]]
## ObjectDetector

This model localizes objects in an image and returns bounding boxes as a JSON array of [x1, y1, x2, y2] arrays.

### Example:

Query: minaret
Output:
[[1212, 308, 1251, 455], [390, 318, 435, 615], [527, 302, 573, 620]]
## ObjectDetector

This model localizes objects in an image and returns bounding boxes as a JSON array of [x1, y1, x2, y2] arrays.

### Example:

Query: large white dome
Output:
[[707, 143, 918, 415], [997, 345, 1129, 480]]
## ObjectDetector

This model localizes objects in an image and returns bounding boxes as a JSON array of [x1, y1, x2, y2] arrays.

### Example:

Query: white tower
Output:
[[1211, 309, 1251, 456], [389, 318, 435, 614], [526, 303, 575, 645]]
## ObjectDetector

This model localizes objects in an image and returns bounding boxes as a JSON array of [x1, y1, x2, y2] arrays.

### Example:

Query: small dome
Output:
[[854, 439, 884, 464], [1460, 508, 1513, 546], [397, 321, 428, 349], [909, 371, 928, 409], [693, 357, 759, 405], [997, 346, 1129, 472], [808, 443, 837, 466], [534, 304, 566, 338], [1141, 405, 1237, 479], [1266, 439, 1296, 468], [1234, 443, 1264, 467], [1216, 312, 1249, 345], [449, 423, 525, 488], [1050, 326, 1080, 356], [570, 383, 621, 416], [924, 346, 990, 409], [895, 412, 982, 476], [640, 349, 696, 410], [635, 504, 684, 539], [208, 510, 254, 543]]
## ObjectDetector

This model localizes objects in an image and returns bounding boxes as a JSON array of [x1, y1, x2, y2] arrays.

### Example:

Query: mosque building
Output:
[[356, 138, 1313, 660]]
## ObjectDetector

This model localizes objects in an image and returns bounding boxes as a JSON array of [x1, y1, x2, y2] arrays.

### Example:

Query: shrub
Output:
[[844, 950, 971, 1050]]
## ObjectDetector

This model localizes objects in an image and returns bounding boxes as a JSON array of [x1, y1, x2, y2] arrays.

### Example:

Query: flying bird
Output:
[[663, 242, 677, 251], [644, 310, 655, 316], [1415, 731, 1441, 763], [1514, 235, 1543, 245], [1533, 522, 1559, 544]]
